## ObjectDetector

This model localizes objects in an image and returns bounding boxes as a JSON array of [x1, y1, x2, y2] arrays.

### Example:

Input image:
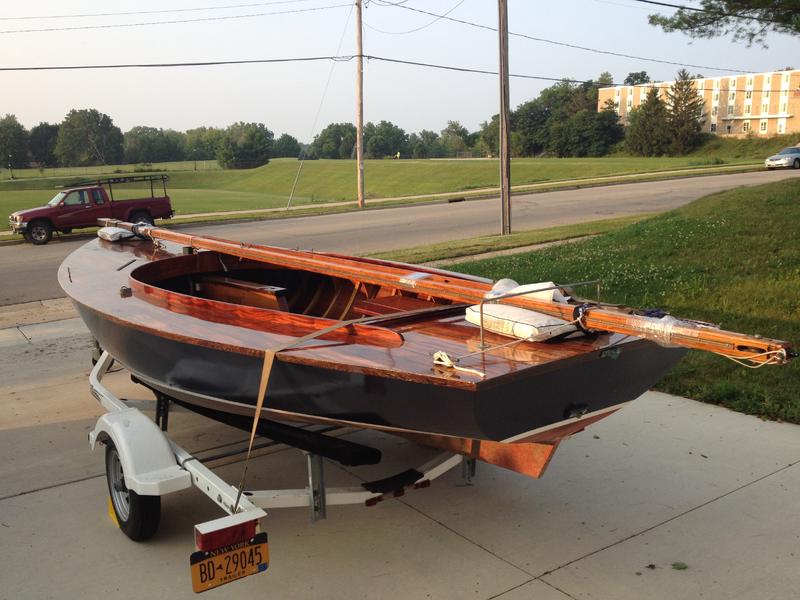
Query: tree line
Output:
[[0, 109, 296, 170], [0, 68, 710, 171]]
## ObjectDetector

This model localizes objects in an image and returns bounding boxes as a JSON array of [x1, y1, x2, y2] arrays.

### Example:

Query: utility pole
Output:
[[497, 0, 511, 234], [355, 0, 366, 208]]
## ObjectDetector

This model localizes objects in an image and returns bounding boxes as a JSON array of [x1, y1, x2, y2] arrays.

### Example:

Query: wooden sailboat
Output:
[[58, 219, 794, 478]]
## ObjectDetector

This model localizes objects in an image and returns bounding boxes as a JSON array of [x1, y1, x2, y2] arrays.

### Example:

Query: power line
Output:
[[0, 51, 787, 92], [371, 0, 751, 74], [364, 0, 465, 35], [0, 55, 357, 72], [0, 0, 317, 21], [631, 0, 779, 24], [0, 3, 352, 34]]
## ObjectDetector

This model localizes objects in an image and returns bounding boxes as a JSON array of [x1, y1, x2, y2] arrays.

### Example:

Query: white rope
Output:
[[432, 351, 485, 378], [718, 348, 787, 369]]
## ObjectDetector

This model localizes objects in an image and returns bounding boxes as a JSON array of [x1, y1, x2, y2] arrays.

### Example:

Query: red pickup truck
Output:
[[9, 175, 174, 244]]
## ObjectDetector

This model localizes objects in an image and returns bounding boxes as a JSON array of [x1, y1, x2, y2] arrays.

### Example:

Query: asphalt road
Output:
[[2, 169, 798, 306]]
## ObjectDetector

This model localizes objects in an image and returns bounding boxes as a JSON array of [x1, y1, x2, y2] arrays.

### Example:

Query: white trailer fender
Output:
[[89, 408, 192, 496]]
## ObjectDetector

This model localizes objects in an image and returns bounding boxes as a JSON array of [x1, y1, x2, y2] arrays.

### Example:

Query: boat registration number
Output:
[[190, 532, 269, 593]]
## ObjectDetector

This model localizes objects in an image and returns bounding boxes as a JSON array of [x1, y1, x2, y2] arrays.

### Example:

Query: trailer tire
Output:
[[27, 220, 53, 245], [105, 441, 161, 541], [129, 211, 154, 226]]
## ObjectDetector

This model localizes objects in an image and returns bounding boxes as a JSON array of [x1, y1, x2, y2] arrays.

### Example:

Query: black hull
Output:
[[79, 304, 687, 442]]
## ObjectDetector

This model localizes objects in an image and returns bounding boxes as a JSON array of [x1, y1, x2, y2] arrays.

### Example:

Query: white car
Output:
[[765, 146, 800, 169]]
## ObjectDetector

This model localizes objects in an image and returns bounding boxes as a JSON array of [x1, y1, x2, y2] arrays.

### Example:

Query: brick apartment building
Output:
[[597, 69, 800, 137]]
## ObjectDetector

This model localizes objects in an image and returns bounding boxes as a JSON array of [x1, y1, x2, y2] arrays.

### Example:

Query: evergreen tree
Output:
[[666, 69, 705, 155], [625, 87, 670, 156]]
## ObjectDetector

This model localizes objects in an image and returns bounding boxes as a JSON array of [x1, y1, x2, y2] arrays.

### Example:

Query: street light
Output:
[[8, 154, 13, 180]]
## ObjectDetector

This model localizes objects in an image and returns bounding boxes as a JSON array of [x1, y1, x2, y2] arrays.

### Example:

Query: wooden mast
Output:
[[100, 219, 796, 365]]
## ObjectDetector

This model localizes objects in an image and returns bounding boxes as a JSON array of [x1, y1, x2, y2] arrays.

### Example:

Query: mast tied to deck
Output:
[[98, 219, 797, 367]]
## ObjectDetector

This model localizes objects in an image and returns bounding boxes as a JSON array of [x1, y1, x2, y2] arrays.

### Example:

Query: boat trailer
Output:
[[88, 351, 470, 589]]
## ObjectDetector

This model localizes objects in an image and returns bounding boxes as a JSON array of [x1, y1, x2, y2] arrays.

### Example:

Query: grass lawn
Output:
[[0, 156, 762, 229], [447, 179, 800, 423], [369, 215, 647, 264]]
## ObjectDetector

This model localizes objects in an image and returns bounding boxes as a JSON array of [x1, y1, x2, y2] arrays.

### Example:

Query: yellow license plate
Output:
[[190, 532, 269, 593]]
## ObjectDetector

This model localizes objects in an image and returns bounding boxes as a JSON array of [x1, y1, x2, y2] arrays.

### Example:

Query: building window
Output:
[[762, 103, 769, 114], [766, 76, 772, 86], [728, 92, 735, 102], [713, 92, 719, 102], [714, 79, 720, 88], [745, 90, 752, 99], [710, 123, 717, 133], [782, 89, 789, 98], [781, 102, 788, 113], [743, 121, 750, 132], [778, 122, 785, 133], [760, 120, 768, 132], [729, 78, 736, 87], [747, 77, 753, 86], [784, 73, 790, 84], [726, 124, 732, 134], [744, 105, 752, 115], [712, 106, 718, 116], [727, 105, 735, 115], [764, 90, 770, 98]]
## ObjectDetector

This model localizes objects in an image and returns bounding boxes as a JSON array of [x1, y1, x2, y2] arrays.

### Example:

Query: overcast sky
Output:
[[1, 0, 796, 140]]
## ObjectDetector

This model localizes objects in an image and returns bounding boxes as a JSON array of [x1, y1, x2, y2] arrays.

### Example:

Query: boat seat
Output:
[[353, 294, 434, 316], [196, 275, 289, 311]]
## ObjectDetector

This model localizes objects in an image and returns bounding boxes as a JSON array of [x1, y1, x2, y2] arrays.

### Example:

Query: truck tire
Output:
[[105, 441, 161, 541], [130, 211, 154, 226], [27, 220, 53, 245]]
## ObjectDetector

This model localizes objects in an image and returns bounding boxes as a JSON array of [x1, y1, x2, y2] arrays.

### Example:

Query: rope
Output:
[[718, 348, 787, 369], [432, 351, 485, 378]]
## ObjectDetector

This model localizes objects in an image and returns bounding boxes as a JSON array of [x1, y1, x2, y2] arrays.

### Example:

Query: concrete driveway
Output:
[[0, 310, 798, 599]]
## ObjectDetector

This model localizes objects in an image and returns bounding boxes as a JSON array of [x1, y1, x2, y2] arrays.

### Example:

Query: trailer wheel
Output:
[[105, 441, 161, 541]]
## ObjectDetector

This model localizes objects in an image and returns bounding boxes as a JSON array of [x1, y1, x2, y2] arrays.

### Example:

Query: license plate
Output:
[[190, 532, 269, 593]]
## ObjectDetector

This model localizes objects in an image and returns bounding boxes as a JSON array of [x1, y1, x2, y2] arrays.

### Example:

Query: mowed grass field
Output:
[[0, 156, 760, 230], [449, 178, 800, 423]]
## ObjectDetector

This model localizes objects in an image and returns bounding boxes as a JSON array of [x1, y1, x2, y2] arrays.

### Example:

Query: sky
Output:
[[0, 0, 797, 141]]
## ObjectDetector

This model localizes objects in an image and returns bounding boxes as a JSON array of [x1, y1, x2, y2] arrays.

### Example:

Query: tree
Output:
[[216, 122, 273, 169], [648, 1, 800, 46], [624, 71, 651, 85], [439, 120, 470, 157], [272, 133, 301, 158], [625, 87, 670, 156], [29, 122, 59, 166], [597, 71, 615, 87], [186, 127, 224, 161], [0, 114, 30, 168], [364, 121, 408, 158], [666, 69, 705, 155], [366, 134, 388, 159], [55, 109, 123, 166], [310, 123, 356, 159], [123, 126, 186, 163]]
